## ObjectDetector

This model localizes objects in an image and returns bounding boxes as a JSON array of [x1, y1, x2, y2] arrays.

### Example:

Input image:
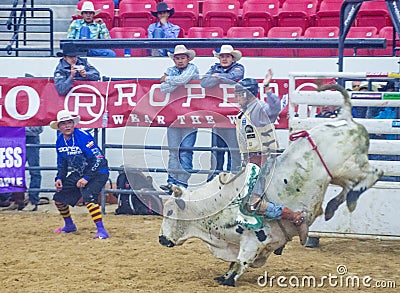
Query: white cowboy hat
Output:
[[213, 45, 242, 61], [358, 81, 379, 92], [50, 110, 81, 130], [77, 1, 101, 16], [167, 45, 195, 61]]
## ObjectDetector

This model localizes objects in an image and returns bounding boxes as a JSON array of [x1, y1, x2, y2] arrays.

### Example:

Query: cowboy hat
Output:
[[358, 81, 379, 92], [213, 45, 242, 61], [56, 49, 84, 57], [77, 1, 101, 16], [50, 110, 81, 130], [151, 2, 175, 17], [167, 45, 195, 61]]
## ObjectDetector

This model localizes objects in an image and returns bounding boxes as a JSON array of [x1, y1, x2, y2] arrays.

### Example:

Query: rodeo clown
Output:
[[50, 110, 110, 239], [235, 71, 309, 246]]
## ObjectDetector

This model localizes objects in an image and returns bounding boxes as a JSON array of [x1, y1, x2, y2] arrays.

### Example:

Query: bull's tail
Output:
[[318, 83, 353, 121]]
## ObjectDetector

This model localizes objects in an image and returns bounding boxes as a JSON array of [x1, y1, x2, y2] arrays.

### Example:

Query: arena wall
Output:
[[1, 56, 399, 239]]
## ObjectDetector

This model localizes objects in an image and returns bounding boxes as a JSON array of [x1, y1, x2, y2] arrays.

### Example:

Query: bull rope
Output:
[[289, 130, 333, 178]]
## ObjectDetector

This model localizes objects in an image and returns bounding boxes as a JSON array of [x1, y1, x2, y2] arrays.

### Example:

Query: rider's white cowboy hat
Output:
[[213, 45, 242, 61], [50, 110, 81, 130], [167, 45, 195, 61], [77, 1, 101, 16]]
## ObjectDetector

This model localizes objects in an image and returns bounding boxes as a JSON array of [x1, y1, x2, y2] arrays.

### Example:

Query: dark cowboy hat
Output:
[[151, 2, 175, 17], [56, 49, 84, 57]]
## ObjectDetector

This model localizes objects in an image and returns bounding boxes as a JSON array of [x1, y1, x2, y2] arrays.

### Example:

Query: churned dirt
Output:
[[0, 203, 399, 293]]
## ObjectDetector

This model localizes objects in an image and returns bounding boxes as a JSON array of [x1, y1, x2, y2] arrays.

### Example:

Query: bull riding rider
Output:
[[235, 72, 309, 245]]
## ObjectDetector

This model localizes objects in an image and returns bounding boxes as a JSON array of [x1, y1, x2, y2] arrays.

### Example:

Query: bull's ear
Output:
[[172, 186, 182, 197], [175, 198, 186, 210]]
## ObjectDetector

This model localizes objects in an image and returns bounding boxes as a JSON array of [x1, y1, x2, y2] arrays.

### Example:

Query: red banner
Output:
[[0, 78, 326, 129]]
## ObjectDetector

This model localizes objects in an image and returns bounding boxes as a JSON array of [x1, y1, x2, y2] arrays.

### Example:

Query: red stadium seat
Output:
[[373, 26, 399, 56], [118, 0, 157, 30], [277, 0, 318, 31], [187, 27, 224, 56], [164, 0, 199, 36], [356, 0, 392, 31], [242, 0, 279, 36], [226, 27, 265, 56], [298, 26, 339, 57], [202, 0, 240, 35], [261, 26, 303, 57], [315, 0, 342, 27], [345, 26, 378, 56], [109, 27, 147, 57], [74, 0, 115, 30]]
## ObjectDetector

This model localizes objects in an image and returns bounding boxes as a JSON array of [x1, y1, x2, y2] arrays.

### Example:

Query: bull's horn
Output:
[[175, 198, 186, 210], [172, 186, 182, 197], [218, 172, 228, 185]]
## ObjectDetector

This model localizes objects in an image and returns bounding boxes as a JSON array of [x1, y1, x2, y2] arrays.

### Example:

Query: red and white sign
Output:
[[0, 78, 327, 129]]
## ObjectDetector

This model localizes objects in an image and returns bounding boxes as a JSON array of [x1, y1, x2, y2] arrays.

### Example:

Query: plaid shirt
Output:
[[160, 63, 199, 94], [67, 19, 111, 40]]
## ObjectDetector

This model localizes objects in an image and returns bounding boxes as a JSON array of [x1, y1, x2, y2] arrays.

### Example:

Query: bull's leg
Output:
[[220, 230, 269, 286], [346, 166, 382, 212], [214, 262, 235, 284], [325, 188, 349, 221]]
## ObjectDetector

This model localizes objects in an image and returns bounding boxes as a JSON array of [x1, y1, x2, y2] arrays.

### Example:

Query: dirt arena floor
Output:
[[0, 203, 399, 293]]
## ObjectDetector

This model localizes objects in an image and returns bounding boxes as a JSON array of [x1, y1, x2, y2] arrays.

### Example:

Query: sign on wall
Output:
[[0, 127, 26, 193]]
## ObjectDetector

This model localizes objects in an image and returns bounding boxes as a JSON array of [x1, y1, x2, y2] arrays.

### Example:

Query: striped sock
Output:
[[55, 201, 73, 226], [86, 202, 102, 224]]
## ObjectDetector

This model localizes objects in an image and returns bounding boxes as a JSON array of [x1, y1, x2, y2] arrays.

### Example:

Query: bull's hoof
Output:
[[346, 189, 362, 212], [221, 278, 235, 287], [325, 198, 339, 221], [214, 275, 226, 284], [273, 245, 285, 255]]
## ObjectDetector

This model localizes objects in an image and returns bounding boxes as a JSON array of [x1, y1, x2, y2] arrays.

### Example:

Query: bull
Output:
[[159, 84, 383, 286]]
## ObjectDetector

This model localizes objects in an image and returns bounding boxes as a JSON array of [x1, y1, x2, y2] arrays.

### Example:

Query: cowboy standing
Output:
[[201, 45, 245, 180], [148, 2, 180, 57], [51, 110, 110, 239], [159, 45, 199, 194], [53, 49, 100, 95]]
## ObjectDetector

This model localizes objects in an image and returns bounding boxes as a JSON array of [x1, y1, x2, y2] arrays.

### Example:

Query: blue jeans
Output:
[[166, 128, 198, 188], [26, 136, 41, 205], [209, 128, 241, 181], [151, 28, 174, 57], [79, 27, 116, 57]]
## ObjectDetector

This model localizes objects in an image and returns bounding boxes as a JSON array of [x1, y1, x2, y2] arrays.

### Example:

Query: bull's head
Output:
[[159, 185, 189, 248]]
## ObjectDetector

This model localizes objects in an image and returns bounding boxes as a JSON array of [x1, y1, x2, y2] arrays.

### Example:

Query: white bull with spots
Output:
[[159, 84, 383, 286]]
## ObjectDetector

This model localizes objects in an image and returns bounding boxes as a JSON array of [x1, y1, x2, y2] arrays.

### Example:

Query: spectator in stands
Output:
[[352, 81, 378, 118], [159, 45, 199, 194], [53, 49, 100, 95], [148, 2, 180, 57], [67, 1, 116, 57], [50, 110, 110, 239], [25, 126, 43, 211], [200, 45, 244, 180]]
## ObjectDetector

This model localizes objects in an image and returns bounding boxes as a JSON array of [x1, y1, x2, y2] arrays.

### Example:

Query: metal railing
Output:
[[1, 5, 54, 56]]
